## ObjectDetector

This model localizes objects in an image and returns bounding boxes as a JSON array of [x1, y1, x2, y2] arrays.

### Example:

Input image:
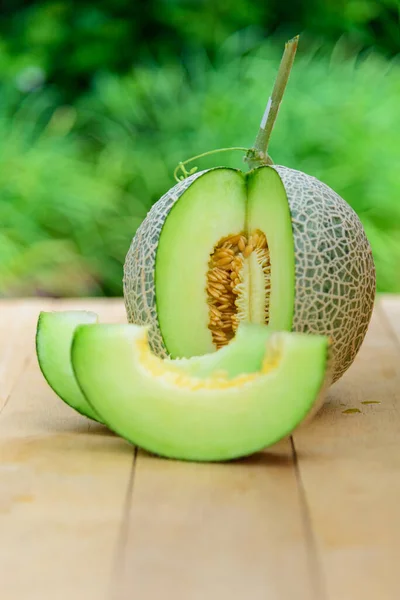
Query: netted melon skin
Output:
[[124, 166, 376, 382], [273, 165, 375, 382], [123, 170, 209, 358]]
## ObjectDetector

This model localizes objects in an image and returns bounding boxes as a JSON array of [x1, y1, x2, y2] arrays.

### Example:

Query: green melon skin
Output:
[[71, 322, 330, 462], [36, 311, 102, 422], [123, 165, 376, 383]]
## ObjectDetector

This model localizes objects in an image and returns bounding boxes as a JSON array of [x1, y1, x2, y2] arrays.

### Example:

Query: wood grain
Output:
[[115, 443, 322, 600], [1, 297, 400, 600], [380, 294, 400, 343], [0, 299, 133, 600], [0, 299, 50, 412], [292, 300, 400, 600]]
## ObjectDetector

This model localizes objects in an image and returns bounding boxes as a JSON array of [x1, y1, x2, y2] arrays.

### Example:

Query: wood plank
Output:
[[5, 295, 398, 599], [116, 442, 323, 600], [292, 303, 400, 600], [0, 299, 50, 412], [380, 294, 400, 342], [34, 298, 323, 599], [0, 299, 133, 600]]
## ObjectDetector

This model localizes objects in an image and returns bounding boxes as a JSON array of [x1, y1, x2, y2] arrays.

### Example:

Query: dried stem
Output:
[[245, 35, 299, 170]]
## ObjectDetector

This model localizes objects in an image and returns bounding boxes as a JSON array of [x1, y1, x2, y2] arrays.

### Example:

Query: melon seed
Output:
[[206, 230, 271, 349]]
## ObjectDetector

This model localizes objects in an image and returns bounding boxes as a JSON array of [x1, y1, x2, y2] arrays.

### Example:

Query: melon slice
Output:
[[35, 310, 270, 424], [36, 311, 101, 422], [124, 165, 375, 382], [71, 323, 329, 462]]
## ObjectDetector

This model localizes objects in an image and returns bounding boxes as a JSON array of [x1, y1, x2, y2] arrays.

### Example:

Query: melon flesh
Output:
[[71, 323, 329, 462], [36, 310, 101, 422], [36, 310, 270, 423], [247, 168, 295, 331], [155, 169, 246, 357], [155, 167, 295, 359]]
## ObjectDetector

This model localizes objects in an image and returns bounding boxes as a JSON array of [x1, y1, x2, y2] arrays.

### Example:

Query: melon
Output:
[[71, 322, 330, 461], [36, 310, 330, 460], [36, 310, 102, 421], [124, 165, 375, 382], [124, 36, 375, 383]]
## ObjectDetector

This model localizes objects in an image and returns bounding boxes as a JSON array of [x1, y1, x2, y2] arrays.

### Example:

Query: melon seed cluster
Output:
[[207, 231, 271, 349]]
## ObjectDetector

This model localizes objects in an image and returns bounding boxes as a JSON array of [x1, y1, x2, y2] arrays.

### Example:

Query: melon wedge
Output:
[[71, 323, 329, 462], [35, 310, 269, 423], [36, 311, 101, 422]]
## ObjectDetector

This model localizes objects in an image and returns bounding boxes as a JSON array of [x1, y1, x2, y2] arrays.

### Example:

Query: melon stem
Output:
[[245, 35, 299, 170]]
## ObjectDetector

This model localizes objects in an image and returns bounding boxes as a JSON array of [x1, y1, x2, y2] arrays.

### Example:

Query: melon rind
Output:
[[272, 166, 375, 381], [124, 165, 376, 382]]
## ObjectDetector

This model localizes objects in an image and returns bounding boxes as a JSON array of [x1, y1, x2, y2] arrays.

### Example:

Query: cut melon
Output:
[[71, 322, 329, 462], [155, 168, 246, 357], [124, 165, 375, 382], [35, 309, 271, 424], [36, 311, 101, 422]]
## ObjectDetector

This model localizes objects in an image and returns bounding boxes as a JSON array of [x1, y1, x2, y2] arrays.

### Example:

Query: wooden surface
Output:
[[0, 296, 399, 600]]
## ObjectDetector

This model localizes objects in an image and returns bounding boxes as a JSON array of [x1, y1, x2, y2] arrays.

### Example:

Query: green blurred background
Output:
[[1, 0, 399, 298]]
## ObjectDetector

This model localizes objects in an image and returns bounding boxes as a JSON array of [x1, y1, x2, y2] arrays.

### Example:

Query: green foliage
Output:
[[0, 88, 146, 296], [0, 0, 399, 101], [0, 41, 399, 296], [80, 42, 400, 293]]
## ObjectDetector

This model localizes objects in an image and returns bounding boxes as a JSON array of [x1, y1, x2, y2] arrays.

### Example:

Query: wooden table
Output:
[[1, 296, 399, 600]]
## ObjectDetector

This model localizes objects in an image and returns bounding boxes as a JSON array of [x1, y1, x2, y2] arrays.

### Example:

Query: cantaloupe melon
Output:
[[124, 165, 375, 382]]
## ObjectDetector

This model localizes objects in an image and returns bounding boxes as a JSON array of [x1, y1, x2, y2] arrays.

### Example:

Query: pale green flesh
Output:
[[248, 252, 267, 324], [36, 310, 270, 421], [156, 169, 246, 357], [173, 323, 272, 379], [36, 311, 101, 422], [247, 167, 295, 331], [155, 166, 295, 359], [72, 323, 328, 462]]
